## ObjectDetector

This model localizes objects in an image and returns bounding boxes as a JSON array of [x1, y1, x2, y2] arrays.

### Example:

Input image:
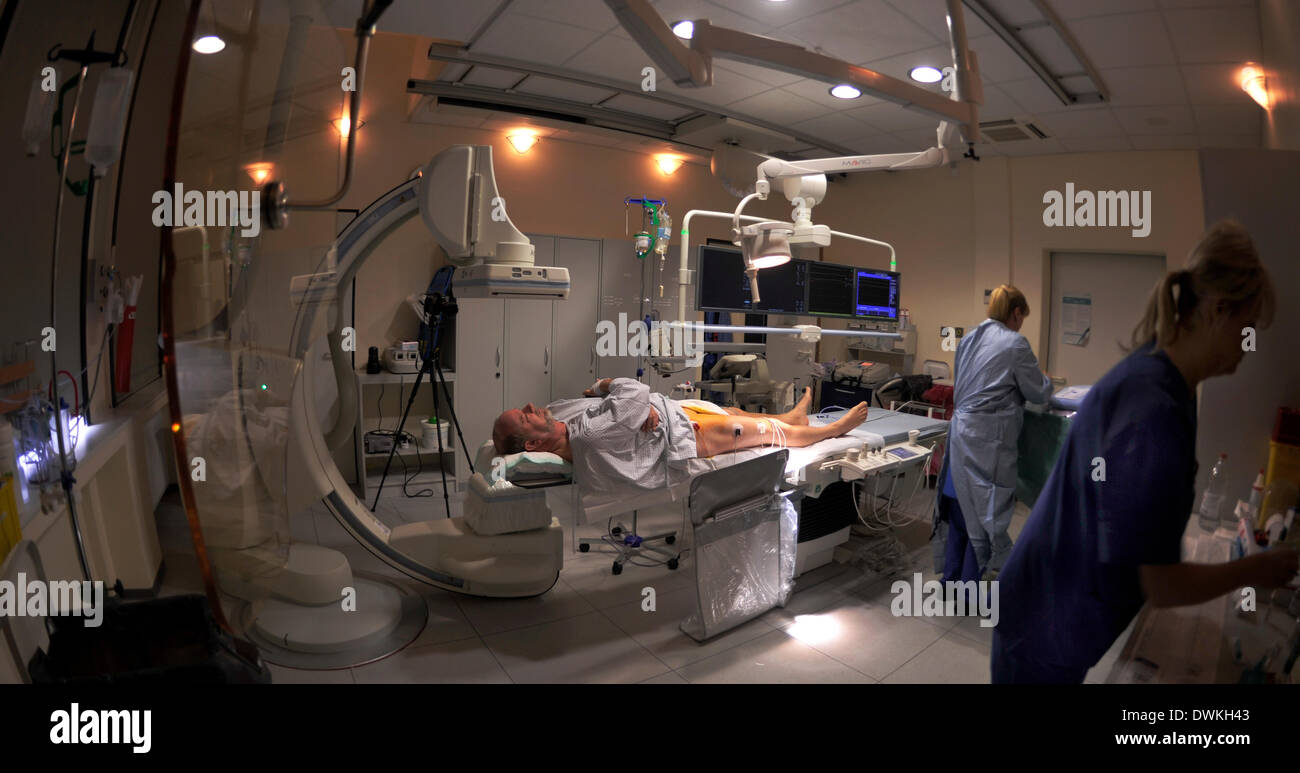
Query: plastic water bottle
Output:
[[1197, 453, 1228, 531]]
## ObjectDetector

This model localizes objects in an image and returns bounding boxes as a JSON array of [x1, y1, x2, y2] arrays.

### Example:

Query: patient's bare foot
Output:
[[830, 402, 869, 434], [782, 387, 813, 425]]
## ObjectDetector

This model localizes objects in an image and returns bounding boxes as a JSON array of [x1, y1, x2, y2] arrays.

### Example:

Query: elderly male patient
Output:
[[492, 377, 869, 492]]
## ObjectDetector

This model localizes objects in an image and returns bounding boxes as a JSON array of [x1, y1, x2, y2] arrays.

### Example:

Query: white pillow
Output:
[[498, 451, 571, 480]]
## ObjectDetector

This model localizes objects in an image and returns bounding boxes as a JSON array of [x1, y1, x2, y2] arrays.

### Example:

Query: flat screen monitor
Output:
[[696, 245, 899, 321]]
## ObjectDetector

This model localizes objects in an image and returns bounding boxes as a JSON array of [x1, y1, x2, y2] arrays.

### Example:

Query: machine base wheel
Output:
[[612, 562, 623, 575], [578, 543, 590, 553], [665, 535, 676, 545], [667, 558, 679, 571]]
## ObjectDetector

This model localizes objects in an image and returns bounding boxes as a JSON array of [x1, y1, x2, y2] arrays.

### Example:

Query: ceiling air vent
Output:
[[980, 118, 1049, 143]]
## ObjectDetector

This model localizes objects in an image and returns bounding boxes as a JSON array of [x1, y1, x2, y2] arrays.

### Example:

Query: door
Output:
[[551, 237, 601, 400], [454, 298, 505, 481], [1047, 252, 1166, 385], [507, 236, 555, 410]]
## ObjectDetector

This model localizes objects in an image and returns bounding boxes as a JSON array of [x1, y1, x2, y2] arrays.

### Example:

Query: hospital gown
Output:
[[548, 378, 698, 493], [931, 318, 1052, 576]]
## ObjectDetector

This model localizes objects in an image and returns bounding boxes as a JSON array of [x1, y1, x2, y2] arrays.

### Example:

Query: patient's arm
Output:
[[582, 378, 614, 397]]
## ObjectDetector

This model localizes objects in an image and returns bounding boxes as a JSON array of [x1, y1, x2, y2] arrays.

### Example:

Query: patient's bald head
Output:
[[493, 403, 562, 455]]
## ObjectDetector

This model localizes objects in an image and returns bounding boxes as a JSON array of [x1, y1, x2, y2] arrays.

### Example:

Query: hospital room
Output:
[[3, 0, 1300, 710]]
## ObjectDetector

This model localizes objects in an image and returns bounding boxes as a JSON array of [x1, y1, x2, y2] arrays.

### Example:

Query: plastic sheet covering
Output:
[[681, 452, 798, 641], [463, 473, 555, 536], [163, 2, 353, 605]]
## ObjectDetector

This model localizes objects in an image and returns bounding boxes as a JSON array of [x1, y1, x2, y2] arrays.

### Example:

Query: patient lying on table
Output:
[[492, 377, 869, 492]]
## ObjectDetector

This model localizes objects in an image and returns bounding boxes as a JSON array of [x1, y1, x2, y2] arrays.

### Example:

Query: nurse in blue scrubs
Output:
[[993, 221, 1298, 683], [932, 285, 1052, 587]]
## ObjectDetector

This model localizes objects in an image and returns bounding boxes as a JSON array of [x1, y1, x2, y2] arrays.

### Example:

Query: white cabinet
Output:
[[506, 236, 556, 410], [450, 236, 603, 484], [550, 237, 600, 399]]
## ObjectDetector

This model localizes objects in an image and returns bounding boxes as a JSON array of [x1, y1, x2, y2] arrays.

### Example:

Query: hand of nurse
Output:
[[1250, 548, 1299, 588], [640, 406, 660, 432]]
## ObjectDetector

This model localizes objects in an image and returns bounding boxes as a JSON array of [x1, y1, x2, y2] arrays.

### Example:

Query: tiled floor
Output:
[[153, 474, 1130, 684]]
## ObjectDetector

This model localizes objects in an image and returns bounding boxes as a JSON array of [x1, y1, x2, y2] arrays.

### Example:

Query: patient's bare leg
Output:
[[721, 387, 814, 425], [696, 402, 868, 457]]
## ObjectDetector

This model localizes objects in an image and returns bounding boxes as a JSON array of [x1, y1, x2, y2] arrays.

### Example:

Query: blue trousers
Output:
[[991, 631, 1089, 684]]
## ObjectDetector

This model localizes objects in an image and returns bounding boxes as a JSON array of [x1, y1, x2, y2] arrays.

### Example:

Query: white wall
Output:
[[1195, 149, 1300, 501]]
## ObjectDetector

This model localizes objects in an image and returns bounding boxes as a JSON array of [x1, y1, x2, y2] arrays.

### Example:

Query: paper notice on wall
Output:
[[1061, 294, 1091, 346]]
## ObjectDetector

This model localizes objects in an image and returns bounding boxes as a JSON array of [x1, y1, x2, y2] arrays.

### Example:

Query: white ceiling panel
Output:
[[1163, 7, 1262, 64], [1112, 104, 1198, 135], [461, 66, 527, 89], [1129, 134, 1200, 150], [338, 0, 499, 42], [1156, 0, 1254, 8], [515, 76, 619, 105], [506, 0, 623, 33], [1049, 0, 1159, 19], [775, 0, 942, 65], [706, 0, 861, 29], [1192, 104, 1262, 135], [1033, 108, 1125, 138], [1058, 135, 1135, 152], [472, 13, 604, 66], [976, 84, 1026, 120], [848, 133, 915, 154], [600, 93, 697, 120], [994, 137, 1065, 156], [789, 112, 878, 143], [848, 100, 941, 132], [889, 126, 942, 148], [1092, 66, 1186, 106], [725, 89, 828, 125], [1066, 12, 1178, 67], [980, 0, 1047, 26], [882, 0, 998, 41], [966, 36, 1040, 84], [560, 34, 668, 87], [999, 77, 1074, 113]]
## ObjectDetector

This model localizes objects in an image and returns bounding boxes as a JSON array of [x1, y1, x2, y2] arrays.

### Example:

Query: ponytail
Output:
[[987, 284, 1029, 324], [1130, 220, 1274, 350]]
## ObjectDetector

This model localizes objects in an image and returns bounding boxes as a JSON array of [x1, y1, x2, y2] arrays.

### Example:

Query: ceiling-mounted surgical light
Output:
[[909, 66, 943, 84], [1240, 63, 1270, 109], [654, 154, 683, 175], [506, 130, 539, 154], [672, 20, 694, 39], [734, 221, 793, 303], [830, 84, 861, 99]]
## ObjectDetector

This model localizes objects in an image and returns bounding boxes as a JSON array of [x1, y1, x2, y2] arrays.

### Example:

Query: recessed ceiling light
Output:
[[192, 35, 225, 54], [829, 84, 861, 99], [910, 66, 943, 84], [672, 20, 694, 39]]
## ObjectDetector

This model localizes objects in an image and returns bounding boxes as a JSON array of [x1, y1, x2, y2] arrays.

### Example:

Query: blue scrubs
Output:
[[992, 344, 1197, 683], [931, 319, 1052, 575]]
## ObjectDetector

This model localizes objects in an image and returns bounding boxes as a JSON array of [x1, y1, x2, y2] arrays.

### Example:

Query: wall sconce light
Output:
[[654, 154, 684, 176], [244, 162, 274, 185], [506, 131, 539, 154], [1240, 63, 1270, 110], [192, 5, 225, 54], [331, 115, 364, 137]]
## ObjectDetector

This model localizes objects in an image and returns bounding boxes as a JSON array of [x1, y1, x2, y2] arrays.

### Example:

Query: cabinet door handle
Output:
[[590, 347, 595, 366], [495, 347, 501, 367], [544, 347, 549, 366]]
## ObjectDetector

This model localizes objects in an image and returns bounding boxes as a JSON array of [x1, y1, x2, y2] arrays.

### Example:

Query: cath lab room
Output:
[[1, 0, 1299, 690]]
